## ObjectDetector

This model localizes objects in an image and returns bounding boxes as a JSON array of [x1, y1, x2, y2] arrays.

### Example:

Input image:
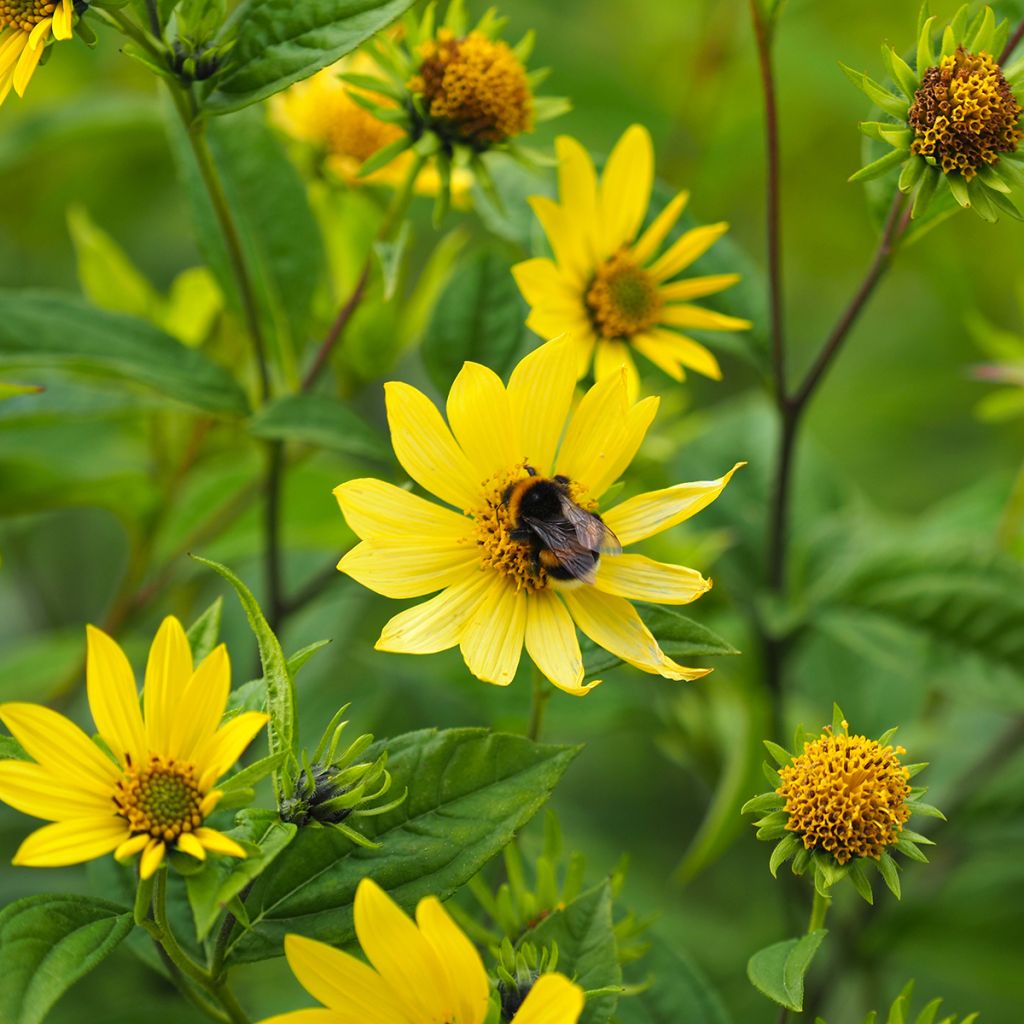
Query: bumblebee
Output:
[[502, 467, 620, 585]]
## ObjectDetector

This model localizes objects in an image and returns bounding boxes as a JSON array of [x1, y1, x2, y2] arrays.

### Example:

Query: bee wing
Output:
[[520, 516, 601, 584], [557, 495, 622, 555]]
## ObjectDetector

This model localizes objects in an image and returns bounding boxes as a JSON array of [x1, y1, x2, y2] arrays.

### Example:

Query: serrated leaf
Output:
[[248, 393, 389, 460], [747, 930, 827, 1011]]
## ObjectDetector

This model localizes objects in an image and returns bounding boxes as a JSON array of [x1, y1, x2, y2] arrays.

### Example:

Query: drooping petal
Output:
[[172, 644, 231, 763], [594, 554, 711, 605], [143, 616, 193, 753], [176, 832, 207, 861], [85, 625, 145, 768], [333, 478, 471, 544], [12, 816, 128, 868], [0, 760, 113, 821], [0, 703, 119, 795], [603, 463, 744, 545], [12, 22, 47, 97], [384, 381, 481, 511], [554, 370, 630, 495], [193, 827, 247, 858], [283, 933, 407, 1020], [446, 362, 521, 481], [649, 222, 729, 281], [593, 339, 640, 402], [459, 577, 526, 686], [376, 569, 492, 655], [194, 712, 268, 786], [599, 124, 654, 258], [562, 587, 710, 680], [660, 304, 751, 332], [139, 838, 167, 879], [634, 328, 721, 381], [525, 589, 596, 696], [417, 897, 490, 1024], [339, 540, 480, 599], [114, 833, 150, 863], [631, 190, 689, 266], [511, 972, 586, 1024], [507, 338, 579, 475], [658, 273, 740, 301], [52, 0, 73, 40], [0, 31, 28, 78]]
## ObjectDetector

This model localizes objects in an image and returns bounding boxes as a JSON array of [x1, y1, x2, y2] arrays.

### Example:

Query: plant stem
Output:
[[807, 887, 831, 933], [265, 439, 285, 631], [133, 873, 154, 927], [997, 459, 1024, 551], [1000, 17, 1024, 63], [526, 667, 551, 742]]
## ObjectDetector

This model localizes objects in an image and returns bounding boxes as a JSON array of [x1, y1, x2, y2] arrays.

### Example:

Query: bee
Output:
[[502, 467, 620, 585]]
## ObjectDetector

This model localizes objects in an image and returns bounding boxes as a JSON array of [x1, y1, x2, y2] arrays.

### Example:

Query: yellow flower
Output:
[[259, 877, 585, 1024], [0, 616, 268, 878], [513, 125, 751, 397], [0, 0, 74, 104], [334, 338, 741, 693]]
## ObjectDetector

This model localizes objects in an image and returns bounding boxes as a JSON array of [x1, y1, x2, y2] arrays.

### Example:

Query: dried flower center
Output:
[[909, 47, 1022, 180], [472, 467, 546, 592], [0, 0, 55, 31], [586, 252, 662, 339], [330, 96, 404, 163], [113, 755, 205, 842], [777, 725, 911, 865], [410, 29, 533, 146]]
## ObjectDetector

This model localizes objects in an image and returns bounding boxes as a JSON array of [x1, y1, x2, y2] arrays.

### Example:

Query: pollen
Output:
[[0, 0, 55, 31], [472, 467, 546, 592], [586, 252, 663, 339], [909, 47, 1022, 181], [777, 723, 911, 865], [410, 29, 533, 145], [113, 755, 205, 842]]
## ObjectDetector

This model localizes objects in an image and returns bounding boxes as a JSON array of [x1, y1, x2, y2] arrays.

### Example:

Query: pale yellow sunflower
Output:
[[513, 125, 751, 397], [0, 616, 267, 878], [0, 0, 74, 104], [259, 878, 585, 1024], [334, 338, 741, 694]]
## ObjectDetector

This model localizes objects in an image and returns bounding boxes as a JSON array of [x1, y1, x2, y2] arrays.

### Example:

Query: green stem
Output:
[[808, 887, 831, 933], [998, 458, 1024, 551], [133, 872, 154, 927], [526, 666, 551, 742]]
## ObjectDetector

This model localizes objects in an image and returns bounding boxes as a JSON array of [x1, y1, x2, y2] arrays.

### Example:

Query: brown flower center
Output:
[[113, 755, 205, 842], [909, 47, 1022, 180], [586, 252, 662, 339], [0, 0, 55, 31]]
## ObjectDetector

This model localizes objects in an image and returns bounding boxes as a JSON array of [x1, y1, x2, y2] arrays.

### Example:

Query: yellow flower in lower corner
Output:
[[259, 878, 584, 1024], [0, 0, 75, 105], [334, 337, 742, 694], [0, 616, 268, 878], [513, 124, 751, 396]]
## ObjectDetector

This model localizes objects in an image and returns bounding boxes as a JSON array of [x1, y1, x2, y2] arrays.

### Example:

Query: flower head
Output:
[[0, 0, 76, 104], [258, 877, 584, 1024], [847, 5, 1024, 221], [0, 617, 268, 878], [512, 125, 750, 397], [334, 338, 741, 693]]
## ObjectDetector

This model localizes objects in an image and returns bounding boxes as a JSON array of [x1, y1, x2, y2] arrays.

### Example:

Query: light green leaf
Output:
[[186, 597, 224, 663], [162, 267, 223, 347], [248, 393, 389, 460], [747, 930, 827, 1012], [0, 735, 27, 759]]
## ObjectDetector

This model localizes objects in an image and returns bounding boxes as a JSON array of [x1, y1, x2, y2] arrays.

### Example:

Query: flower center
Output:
[[586, 252, 662, 339], [473, 467, 546, 592], [113, 755, 205, 842], [410, 29, 533, 146], [777, 725, 911, 865], [329, 101, 404, 163], [908, 47, 1022, 180], [0, 0, 55, 31]]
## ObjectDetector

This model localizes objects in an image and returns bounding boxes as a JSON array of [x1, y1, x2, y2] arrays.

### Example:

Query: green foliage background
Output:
[[0, 0, 1022, 1021]]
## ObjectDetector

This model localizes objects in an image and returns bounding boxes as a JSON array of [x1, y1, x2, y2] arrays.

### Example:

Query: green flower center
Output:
[[0, 0, 55, 31], [114, 755, 205, 841], [586, 252, 662, 339]]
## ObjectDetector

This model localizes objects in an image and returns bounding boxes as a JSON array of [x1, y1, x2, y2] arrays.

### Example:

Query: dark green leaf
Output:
[[747, 930, 827, 1011], [0, 735, 27, 759], [248, 393, 389, 460]]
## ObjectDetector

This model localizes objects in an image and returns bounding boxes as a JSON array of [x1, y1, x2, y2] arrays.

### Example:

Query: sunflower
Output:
[[0, 0, 75, 105], [512, 124, 750, 398], [333, 338, 742, 694], [846, 5, 1024, 222], [259, 877, 585, 1024], [0, 616, 268, 879]]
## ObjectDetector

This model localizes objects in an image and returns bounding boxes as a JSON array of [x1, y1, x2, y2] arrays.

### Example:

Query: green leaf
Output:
[[248, 393, 389, 461], [0, 894, 133, 1024], [225, 728, 579, 963], [421, 244, 526, 393], [192, 556, 296, 797], [0, 734, 27, 759], [877, 851, 902, 898], [520, 882, 622, 1024], [747, 930, 827, 1012], [186, 596, 224, 663], [0, 291, 247, 416], [228, 639, 333, 714], [203, 0, 417, 114]]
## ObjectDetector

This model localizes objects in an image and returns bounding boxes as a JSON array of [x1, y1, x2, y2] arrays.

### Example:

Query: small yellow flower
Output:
[[258, 877, 585, 1024], [0, 617, 268, 878], [513, 125, 750, 397], [0, 0, 75, 104], [334, 338, 742, 693]]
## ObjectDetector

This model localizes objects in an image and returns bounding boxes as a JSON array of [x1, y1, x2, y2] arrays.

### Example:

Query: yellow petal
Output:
[[85, 625, 145, 769], [650, 222, 729, 281], [333, 478, 471, 545], [525, 589, 595, 696], [524, 307, 593, 347], [593, 339, 640, 403], [283, 933, 406, 1020], [384, 381, 481, 511], [13, 816, 128, 868], [634, 328, 722, 381], [660, 304, 751, 332], [594, 554, 711, 605], [599, 124, 653, 257], [446, 361, 521, 481], [172, 644, 231, 763], [528, 196, 592, 289], [511, 257, 580, 310], [26, 16, 49, 49], [340, 540, 479, 599], [416, 897, 490, 1024], [193, 711, 268, 786], [555, 370, 629, 495], [555, 135, 599, 263], [0, 703, 119, 795], [193, 827, 247, 858], [177, 832, 207, 861], [0, 31, 28, 76], [52, 0, 73, 40], [114, 833, 150, 863], [603, 462, 744, 545], [511, 972, 586, 1024], [376, 569, 492, 655], [0, 760, 112, 821], [631, 189, 689, 266], [259, 1012, 348, 1024], [631, 332, 686, 381], [460, 577, 526, 686], [562, 587, 710, 680], [139, 838, 167, 879], [12, 22, 46, 96], [143, 616, 193, 754], [658, 273, 740, 301], [507, 338, 579, 475]]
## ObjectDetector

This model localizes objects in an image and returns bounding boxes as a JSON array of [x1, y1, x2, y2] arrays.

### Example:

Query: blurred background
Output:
[[1, 0, 1023, 1020]]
